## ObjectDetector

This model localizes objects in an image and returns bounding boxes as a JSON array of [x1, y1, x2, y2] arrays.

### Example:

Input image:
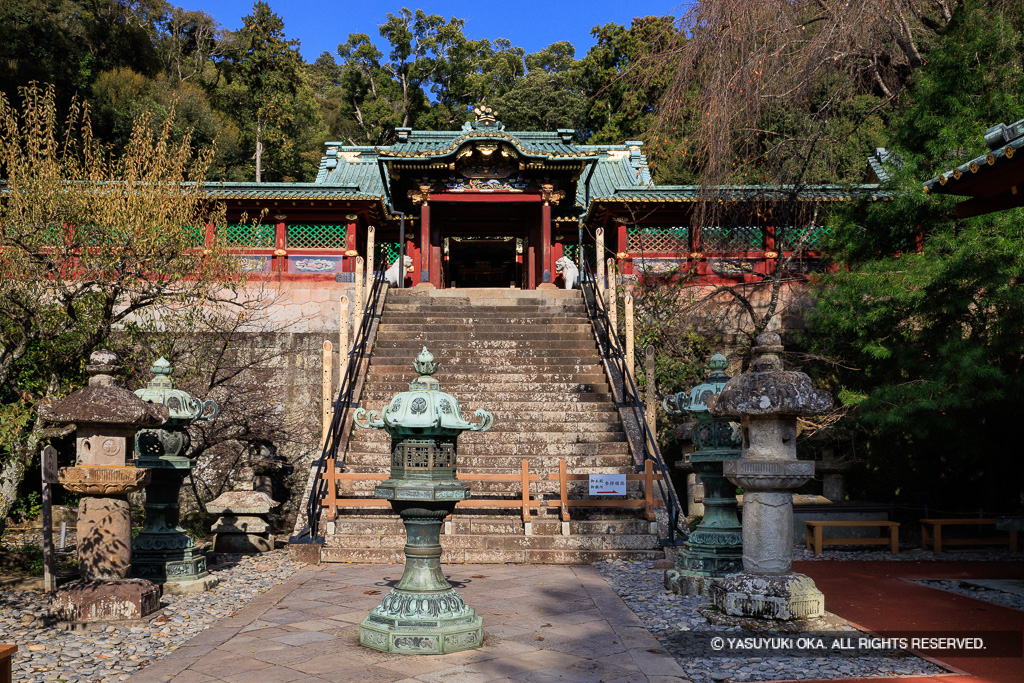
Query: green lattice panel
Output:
[[778, 226, 832, 251], [222, 223, 274, 247], [628, 226, 690, 253], [287, 224, 346, 249], [183, 225, 204, 247], [376, 242, 401, 266], [701, 226, 765, 252]]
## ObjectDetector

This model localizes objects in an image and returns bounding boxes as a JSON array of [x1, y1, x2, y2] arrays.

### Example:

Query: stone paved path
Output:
[[127, 563, 688, 683]]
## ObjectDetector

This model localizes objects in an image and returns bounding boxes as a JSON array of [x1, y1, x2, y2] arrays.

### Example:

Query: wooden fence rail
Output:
[[320, 458, 663, 536]]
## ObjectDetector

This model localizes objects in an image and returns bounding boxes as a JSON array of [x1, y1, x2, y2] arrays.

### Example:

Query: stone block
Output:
[[51, 579, 160, 622], [213, 533, 274, 553], [712, 572, 824, 620], [289, 542, 322, 565], [211, 515, 270, 534], [77, 496, 132, 580]]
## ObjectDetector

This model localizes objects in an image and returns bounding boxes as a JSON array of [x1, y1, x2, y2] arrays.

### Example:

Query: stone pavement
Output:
[[127, 563, 689, 683]]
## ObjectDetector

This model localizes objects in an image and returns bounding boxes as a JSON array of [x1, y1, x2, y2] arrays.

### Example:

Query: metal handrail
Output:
[[578, 252, 684, 544], [290, 263, 387, 543]]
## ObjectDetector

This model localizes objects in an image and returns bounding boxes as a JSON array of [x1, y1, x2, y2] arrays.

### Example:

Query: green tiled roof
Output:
[[923, 118, 1024, 195], [202, 181, 380, 200], [592, 184, 890, 203]]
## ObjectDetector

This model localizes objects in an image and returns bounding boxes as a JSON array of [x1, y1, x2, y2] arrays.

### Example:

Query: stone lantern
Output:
[[353, 347, 493, 654], [132, 358, 219, 594], [663, 353, 743, 597], [708, 333, 834, 620], [39, 350, 168, 622]]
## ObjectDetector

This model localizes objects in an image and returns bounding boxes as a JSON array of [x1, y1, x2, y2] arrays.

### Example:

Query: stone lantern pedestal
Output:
[[39, 351, 168, 622], [708, 334, 834, 621], [663, 354, 743, 598], [354, 347, 492, 655]]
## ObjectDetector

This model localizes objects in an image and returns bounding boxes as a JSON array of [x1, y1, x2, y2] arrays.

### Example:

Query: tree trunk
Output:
[[255, 121, 263, 183], [0, 455, 27, 525]]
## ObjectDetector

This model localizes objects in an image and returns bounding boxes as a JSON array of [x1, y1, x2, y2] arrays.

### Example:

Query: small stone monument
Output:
[[40, 350, 168, 622], [708, 333, 834, 620], [207, 489, 280, 553]]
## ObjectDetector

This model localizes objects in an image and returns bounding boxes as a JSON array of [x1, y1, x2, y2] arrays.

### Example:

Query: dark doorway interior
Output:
[[446, 237, 519, 288]]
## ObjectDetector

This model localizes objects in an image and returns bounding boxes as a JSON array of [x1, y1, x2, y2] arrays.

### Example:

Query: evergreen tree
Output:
[[806, 0, 1024, 510]]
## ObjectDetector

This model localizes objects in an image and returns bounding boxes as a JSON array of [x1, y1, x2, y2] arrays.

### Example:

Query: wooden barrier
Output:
[[321, 460, 542, 526], [1, 644, 16, 683], [320, 459, 664, 534], [920, 518, 1018, 552], [547, 459, 663, 523]]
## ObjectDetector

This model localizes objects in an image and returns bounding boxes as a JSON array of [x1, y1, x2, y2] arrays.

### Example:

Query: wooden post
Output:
[[644, 345, 656, 433], [366, 225, 375, 283], [354, 256, 364, 336], [41, 445, 58, 593], [322, 341, 333, 449], [559, 459, 570, 533], [325, 458, 337, 521], [339, 296, 349, 357], [596, 227, 605, 291], [521, 460, 532, 535], [606, 257, 617, 337], [644, 460, 656, 521], [625, 292, 635, 377]]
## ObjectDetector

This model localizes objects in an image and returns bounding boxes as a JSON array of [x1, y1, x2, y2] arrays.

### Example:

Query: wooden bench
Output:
[[920, 518, 1018, 552], [1, 644, 16, 683], [804, 520, 900, 555]]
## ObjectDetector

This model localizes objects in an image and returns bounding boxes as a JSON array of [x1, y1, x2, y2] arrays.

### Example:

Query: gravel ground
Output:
[[595, 558, 948, 683], [793, 545, 1021, 562], [0, 551, 303, 683], [914, 579, 1024, 612]]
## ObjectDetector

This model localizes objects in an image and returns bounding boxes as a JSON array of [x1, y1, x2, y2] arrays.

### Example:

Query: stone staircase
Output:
[[321, 287, 664, 564]]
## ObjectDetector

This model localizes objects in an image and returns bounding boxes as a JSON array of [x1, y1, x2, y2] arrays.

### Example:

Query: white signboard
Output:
[[589, 473, 626, 496]]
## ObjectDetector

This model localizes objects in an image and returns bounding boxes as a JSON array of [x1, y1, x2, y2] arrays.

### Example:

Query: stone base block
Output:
[[665, 569, 719, 598], [289, 542, 322, 565], [50, 579, 160, 622], [212, 533, 273, 554], [359, 614, 483, 655], [159, 575, 220, 596], [712, 572, 824, 620]]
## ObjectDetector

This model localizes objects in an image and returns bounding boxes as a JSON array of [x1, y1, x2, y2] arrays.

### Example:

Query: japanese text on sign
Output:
[[589, 474, 626, 496]]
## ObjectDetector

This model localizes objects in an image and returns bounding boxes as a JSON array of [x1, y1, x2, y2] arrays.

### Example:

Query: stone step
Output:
[[366, 374, 606, 385], [377, 323, 593, 334], [324, 532, 660, 552], [387, 288, 582, 299], [368, 362, 604, 373], [375, 331, 596, 343], [346, 440, 629, 456], [326, 515, 655, 537], [320, 546, 663, 565], [327, 479, 643, 496], [349, 430, 625, 445], [341, 454, 631, 469], [378, 316, 590, 326], [371, 346, 601, 358], [351, 421, 624, 434], [359, 383, 611, 396], [382, 305, 587, 315]]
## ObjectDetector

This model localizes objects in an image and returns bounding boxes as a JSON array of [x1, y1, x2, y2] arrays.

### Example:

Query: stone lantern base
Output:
[[359, 590, 484, 654], [712, 572, 824, 621], [50, 579, 160, 623]]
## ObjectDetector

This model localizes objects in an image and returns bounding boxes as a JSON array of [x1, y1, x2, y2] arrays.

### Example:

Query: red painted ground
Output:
[[790, 560, 1024, 683]]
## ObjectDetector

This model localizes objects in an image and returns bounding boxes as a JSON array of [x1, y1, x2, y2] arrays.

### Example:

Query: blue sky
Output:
[[177, 1, 686, 63]]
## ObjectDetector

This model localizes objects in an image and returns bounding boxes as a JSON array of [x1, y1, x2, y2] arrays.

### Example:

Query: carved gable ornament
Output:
[[446, 142, 528, 193]]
